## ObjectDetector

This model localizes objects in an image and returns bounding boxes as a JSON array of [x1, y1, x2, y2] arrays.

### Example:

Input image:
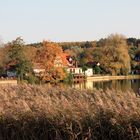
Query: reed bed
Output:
[[0, 84, 140, 140]]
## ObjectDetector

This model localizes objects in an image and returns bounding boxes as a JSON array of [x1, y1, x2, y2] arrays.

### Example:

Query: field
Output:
[[0, 84, 140, 140]]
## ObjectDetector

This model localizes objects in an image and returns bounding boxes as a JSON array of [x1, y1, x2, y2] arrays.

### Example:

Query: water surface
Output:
[[72, 79, 140, 93]]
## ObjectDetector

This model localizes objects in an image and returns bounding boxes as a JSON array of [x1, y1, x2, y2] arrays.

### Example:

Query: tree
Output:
[[92, 48, 103, 62], [81, 41, 93, 48], [6, 37, 33, 82], [35, 41, 66, 83], [82, 65, 88, 75], [0, 36, 4, 48], [0, 46, 8, 74], [94, 66, 102, 74], [95, 34, 131, 75]]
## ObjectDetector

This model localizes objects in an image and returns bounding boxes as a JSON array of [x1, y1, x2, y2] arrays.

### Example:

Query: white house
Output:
[[33, 68, 45, 75], [67, 67, 93, 76], [33, 63, 45, 76], [84, 68, 93, 76], [67, 67, 83, 74]]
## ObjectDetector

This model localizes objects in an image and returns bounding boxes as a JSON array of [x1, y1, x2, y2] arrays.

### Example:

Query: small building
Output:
[[7, 71, 16, 77], [33, 63, 45, 76], [5, 65, 17, 78], [84, 68, 93, 77], [54, 56, 63, 67], [54, 53, 72, 68]]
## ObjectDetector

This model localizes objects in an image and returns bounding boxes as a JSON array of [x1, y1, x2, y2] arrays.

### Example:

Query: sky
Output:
[[0, 0, 140, 43]]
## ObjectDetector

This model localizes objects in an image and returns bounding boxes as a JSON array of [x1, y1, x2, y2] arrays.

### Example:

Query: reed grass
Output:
[[0, 84, 140, 140]]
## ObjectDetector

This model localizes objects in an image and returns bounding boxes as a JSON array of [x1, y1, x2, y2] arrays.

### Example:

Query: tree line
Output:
[[0, 34, 140, 83], [61, 34, 140, 75]]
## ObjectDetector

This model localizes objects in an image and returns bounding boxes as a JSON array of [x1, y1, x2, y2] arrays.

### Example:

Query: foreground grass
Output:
[[0, 85, 140, 140]]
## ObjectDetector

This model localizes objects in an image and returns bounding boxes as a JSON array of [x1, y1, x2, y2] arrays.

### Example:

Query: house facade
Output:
[[67, 67, 83, 74], [67, 67, 93, 77], [33, 53, 93, 78], [33, 63, 45, 76], [84, 68, 93, 76]]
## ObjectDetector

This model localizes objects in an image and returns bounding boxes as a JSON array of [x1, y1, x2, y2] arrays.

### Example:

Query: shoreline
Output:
[[86, 75, 140, 81], [0, 75, 139, 85], [0, 79, 17, 85]]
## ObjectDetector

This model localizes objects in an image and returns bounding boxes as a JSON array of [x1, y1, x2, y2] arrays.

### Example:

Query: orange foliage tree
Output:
[[35, 41, 66, 82]]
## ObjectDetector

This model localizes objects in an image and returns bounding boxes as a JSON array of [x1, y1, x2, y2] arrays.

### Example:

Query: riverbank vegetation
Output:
[[28, 35, 140, 76], [0, 85, 140, 139], [0, 34, 140, 83], [61, 34, 140, 76]]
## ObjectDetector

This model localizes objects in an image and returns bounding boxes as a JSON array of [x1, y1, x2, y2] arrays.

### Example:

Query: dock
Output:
[[73, 74, 86, 83]]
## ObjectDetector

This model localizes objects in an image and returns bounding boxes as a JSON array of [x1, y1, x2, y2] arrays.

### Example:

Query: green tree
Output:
[[82, 65, 88, 75], [94, 66, 102, 74], [7, 37, 33, 82]]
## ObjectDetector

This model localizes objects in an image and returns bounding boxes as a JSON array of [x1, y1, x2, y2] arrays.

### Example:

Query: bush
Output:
[[26, 74, 40, 84], [94, 66, 102, 74]]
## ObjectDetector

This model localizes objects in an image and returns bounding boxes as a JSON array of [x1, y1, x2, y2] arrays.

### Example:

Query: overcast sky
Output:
[[0, 0, 140, 43]]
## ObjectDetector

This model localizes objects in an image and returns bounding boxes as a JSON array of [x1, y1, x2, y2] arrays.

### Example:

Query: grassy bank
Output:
[[0, 85, 140, 140]]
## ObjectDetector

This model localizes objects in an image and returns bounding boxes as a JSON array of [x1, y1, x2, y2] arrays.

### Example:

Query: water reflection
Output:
[[72, 79, 140, 93]]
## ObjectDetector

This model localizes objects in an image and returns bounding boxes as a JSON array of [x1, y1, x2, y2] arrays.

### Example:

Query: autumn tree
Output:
[[99, 34, 131, 75], [24, 46, 38, 62], [0, 46, 7, 75], [35, 41, 66, 83], [79, 48, 94, 67]]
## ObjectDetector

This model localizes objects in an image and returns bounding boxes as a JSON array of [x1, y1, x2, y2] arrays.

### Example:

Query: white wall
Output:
[[67, 68, 93, 76], [85, 68, 93, 76], [33, 69, 45, 73], [67, 68, 82, 74]]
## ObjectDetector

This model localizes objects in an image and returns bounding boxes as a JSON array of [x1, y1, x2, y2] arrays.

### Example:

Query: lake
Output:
[[72, 79, 140, 93]]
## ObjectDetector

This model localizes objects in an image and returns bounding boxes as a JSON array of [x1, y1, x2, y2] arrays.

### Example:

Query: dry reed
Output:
[[0, 84, 140, 140]]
